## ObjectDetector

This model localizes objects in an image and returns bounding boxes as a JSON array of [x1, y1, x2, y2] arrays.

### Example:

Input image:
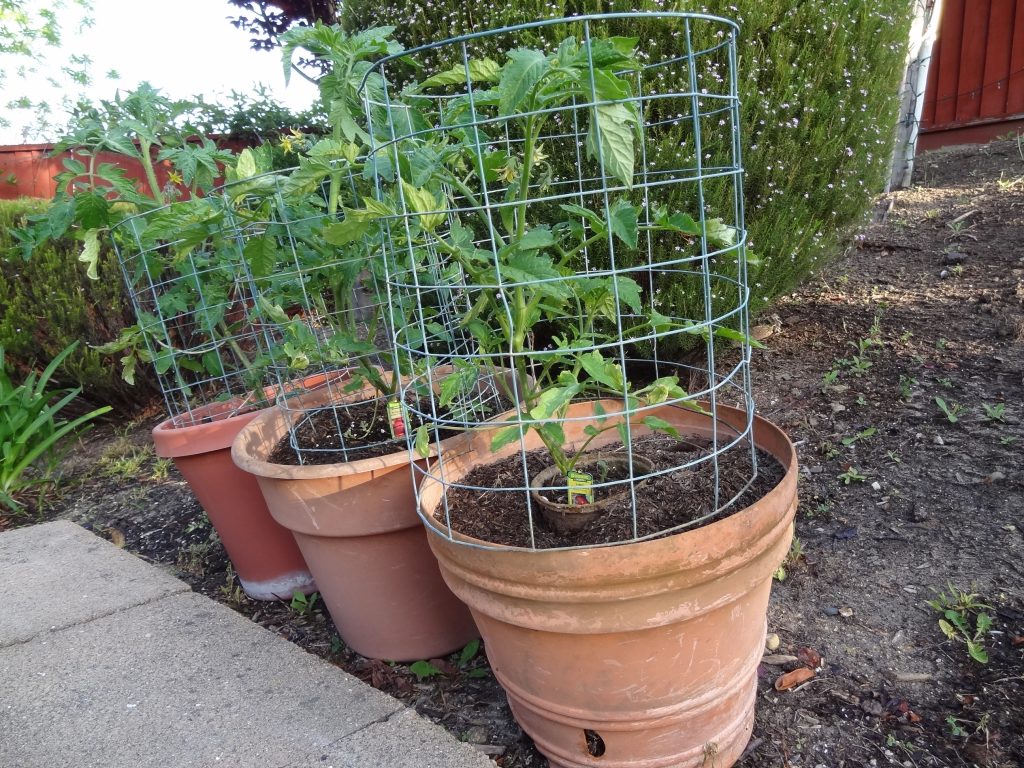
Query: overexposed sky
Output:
[[0, 0, 319, 144]]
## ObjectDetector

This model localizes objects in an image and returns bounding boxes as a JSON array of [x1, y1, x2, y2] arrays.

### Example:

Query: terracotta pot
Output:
[[152, 398, 316, 601], [230, 377, 479, 662], [418, 401, 798, 768]]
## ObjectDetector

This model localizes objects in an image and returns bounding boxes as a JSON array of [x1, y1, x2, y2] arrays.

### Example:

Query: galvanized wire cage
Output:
[[222, 165, 401, 464], [363, 12, 761, 550], [112, 197, 273, 426]]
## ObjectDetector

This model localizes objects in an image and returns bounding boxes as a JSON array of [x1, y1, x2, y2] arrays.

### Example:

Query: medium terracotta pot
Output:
[[230, 380, 479, 662], [418, 401, 798, 768], [152, 399, 316, 601]]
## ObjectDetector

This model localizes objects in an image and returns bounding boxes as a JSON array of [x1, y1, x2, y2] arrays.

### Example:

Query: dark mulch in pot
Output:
[[269, 393, 517, 465], [441, 435, 785, 549], [268, 397, 411, 464]]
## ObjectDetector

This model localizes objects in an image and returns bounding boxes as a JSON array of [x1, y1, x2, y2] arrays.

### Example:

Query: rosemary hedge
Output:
[[343, 0, 913, 320], [0, 199, 149, 407]]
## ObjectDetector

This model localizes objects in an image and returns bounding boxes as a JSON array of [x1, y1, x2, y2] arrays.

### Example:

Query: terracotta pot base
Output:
[[231, 374, 479, 661], [236, 569, 317, 602], [153, 401, 315, 602], [419, 402, 798, 768]]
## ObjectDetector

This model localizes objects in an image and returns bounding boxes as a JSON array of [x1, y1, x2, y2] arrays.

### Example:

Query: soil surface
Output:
[[5, 139, 1023, 767], [442, 440, 783, 548]]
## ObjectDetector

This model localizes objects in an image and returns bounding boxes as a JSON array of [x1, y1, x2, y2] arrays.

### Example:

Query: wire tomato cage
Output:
[[362, 12, 762, 549], [220, 164, 401, 464]]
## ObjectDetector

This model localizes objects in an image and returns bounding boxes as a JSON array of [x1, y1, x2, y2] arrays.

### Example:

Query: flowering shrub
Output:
[[343, 0, 914, 325]]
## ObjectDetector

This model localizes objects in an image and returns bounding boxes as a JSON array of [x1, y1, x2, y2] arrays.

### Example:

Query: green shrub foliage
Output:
[[343, 0, 913, 323], [0, 199, 152, 406]]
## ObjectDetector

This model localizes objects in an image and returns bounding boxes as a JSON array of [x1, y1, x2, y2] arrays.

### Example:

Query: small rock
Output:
[[943, 252, 967, 265], [871, 481, 882, 491], [766, 633, 780, 651], [891, 629, 907, 646], [791, 388, 803, 397], [933, 435, 945, 446], [988, 470, 1006, 483], [831, 402, 846, 414], [939, 269, 950, 279], [808, 416, 819, 427], [860, 698, 885, 716], [823, 606, 840, 616], [463, 726, 490, 744], [839, 607, 854, 618]]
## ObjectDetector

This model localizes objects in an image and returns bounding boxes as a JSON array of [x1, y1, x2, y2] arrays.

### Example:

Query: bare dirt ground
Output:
[[4, 138, 1022, 767]]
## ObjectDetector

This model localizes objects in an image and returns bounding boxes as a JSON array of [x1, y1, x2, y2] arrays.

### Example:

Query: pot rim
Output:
[[231, 364, 481, 480]]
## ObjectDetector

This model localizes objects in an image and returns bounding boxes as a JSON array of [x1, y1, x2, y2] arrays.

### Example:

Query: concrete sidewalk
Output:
[[0, 521, 493, 768]]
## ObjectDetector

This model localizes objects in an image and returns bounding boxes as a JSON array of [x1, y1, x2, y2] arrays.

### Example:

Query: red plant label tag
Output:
[[387, 400, 406, 439], [566, 471, 594, 506]]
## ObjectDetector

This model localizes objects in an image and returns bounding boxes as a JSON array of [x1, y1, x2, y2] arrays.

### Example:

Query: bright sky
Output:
[[0, 0, 319, 145]]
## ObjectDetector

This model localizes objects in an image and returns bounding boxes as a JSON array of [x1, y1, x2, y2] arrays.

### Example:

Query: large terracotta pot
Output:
[[152, 399, 316, 601], [230, 381, 479, 662], [418, 401, 798, 768]]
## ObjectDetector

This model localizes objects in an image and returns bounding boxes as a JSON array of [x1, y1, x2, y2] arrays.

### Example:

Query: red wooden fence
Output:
[[920, 0, 1024, 149], [0, 139, 249, 201]]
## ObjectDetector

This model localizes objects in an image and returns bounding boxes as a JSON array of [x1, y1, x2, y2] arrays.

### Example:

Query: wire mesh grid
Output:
[[221, 166, 402, 464], [111, 197, 275, 427], [363, 12, 761, 550]]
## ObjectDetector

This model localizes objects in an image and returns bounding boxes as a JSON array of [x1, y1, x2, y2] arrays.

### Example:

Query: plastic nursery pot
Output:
[[529, 452, 657, 533], [152, 398, 316, 602], [230, 372, 479, 662], [418, 400, 798, 768]]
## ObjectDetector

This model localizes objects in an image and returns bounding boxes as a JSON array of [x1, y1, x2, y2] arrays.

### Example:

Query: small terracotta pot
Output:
[[230, 375, 479, 662], [418, 401, 797, 768], [152, 399, 316, 601], [530, 452, 657, 533]]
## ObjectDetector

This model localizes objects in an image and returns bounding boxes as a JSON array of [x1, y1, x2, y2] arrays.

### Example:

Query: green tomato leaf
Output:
[[498, 48, 548, 116], [588, 102, 636, 189], [324, 213, 372, 245], [490, 424, 523, 453], [608, 199, 638, 250], [78, 229, 100, 280], [642, 415, 681, 439], [421, 58, 502, 88], [579, 350, 623, 391], [705, 217, 738, 247], [243, 235, 278, 278], [516, 225, 555, 251], [74, 191, 111, 231], [414, 424, 431, 458]]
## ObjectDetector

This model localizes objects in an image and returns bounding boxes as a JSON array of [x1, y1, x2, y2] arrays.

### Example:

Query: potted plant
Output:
[[365, 15, 798, 766], [13, 87, 317, 601], [230, 24, 483, 661]]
